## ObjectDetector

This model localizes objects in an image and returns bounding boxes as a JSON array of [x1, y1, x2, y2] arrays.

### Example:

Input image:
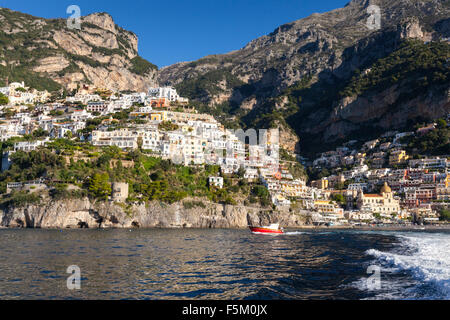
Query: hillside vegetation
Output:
[[0, 7, 157, 92], [0, 141, 273, 208]]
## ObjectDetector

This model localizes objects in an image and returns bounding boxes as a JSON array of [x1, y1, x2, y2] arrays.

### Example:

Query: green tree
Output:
[[0, 93, 9, 106], [64, 130, 73, 139], [252, 185, 271, 207], [332, 193, 346, 205], [88, 173, 111, 200], [2, 108, 14, 119], [440, 208, 450, 222], [236, 166, 246, 178], [150, 170, 164, 181], [252, 185, 269, 198], [437, 118, 447, 129], [137, 136, 143, 151], [373, 213, 382, 220], [33, 128, 49, 138]]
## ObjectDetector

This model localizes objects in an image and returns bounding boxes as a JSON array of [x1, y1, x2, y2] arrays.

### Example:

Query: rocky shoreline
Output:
[[1, 198, 448, 231], [0, 198, 310, 229]]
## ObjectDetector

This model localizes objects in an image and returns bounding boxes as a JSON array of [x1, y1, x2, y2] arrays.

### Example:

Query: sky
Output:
[[0, 0, 350, 68]]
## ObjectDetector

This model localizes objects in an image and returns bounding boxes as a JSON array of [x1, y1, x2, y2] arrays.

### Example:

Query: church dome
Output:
[[381, 182, 392, 194]]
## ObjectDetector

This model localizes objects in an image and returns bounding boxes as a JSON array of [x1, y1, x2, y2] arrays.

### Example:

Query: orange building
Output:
[[149, 98, 170, 108]]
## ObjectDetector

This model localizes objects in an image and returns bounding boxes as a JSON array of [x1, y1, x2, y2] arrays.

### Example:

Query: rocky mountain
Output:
[[159, 0, 450, 155], [0, 8, 158, 92]]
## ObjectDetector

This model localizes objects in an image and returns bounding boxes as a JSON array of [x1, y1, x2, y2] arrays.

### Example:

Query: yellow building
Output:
[[314, 200, 343, 216], [311, 178, 329, 190], [149, 111, 168, 122], [357, 183, 400, 215], [389, 150, 409, 166], [279, 179, 307, 197]]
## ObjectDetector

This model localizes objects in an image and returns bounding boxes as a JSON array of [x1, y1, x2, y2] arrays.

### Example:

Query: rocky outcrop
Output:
[[160, 0, 449, 96], [398, 17, 433, 41], [0, 198, 310, 229], [0, 8, 158, 92], [33, 55, 70, 73], [316, 83, 450, 141]]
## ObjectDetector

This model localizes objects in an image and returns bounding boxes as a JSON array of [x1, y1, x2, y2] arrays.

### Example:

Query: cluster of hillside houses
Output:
[[1, 81, 448, 225]]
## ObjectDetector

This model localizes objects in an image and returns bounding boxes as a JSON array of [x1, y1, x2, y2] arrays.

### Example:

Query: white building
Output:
[[409, 158, 448, 169], [209, 176, 224, 189], [14, 113, 32, 125], [52, 127, 72, 139], [70, 109, 93, 122], [348, 183, 369, 192], [122, 92, 147, 105], [244, 168, 259, 180], [86, 101, 111, 114], [66, 94, 102, 104], [272, 194, 291, 207], [14, 139, 49, 152], [109, 99, 133, 111], [140, 130, 161, 152], [91, 129, 138, 149], [0, 87, 10, 96], [37, 115, 56, 132], [0, 122, 24, 141], [9, 92, 36, 105], [148, 87, 188, 103]]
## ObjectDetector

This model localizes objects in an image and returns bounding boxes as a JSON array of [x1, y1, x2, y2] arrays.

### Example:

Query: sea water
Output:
[[0, 228, 448, 300]]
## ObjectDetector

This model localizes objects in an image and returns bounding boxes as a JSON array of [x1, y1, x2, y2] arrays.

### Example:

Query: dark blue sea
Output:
[[0, 229, 448, 300]]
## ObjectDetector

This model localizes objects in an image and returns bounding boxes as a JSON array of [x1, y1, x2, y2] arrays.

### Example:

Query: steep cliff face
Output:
[[320, 80, 449, 142], [160, 0, 448, 95], [293, 39, 450, 150], [158, 0, 450, 154], [0, 199, 309, 229], [0, 8, 158, 92]]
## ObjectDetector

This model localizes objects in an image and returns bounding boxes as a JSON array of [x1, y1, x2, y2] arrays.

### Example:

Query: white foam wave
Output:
[[366, 232, 450, 299], [284, 231, 306, 236]]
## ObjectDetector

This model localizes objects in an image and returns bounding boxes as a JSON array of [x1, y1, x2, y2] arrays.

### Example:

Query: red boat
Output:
[[249, 224, 284, 235]]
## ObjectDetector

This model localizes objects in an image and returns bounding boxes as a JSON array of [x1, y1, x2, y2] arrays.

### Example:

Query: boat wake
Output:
[[283, 231, 306, 236], [362, 232, 450, 299]]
